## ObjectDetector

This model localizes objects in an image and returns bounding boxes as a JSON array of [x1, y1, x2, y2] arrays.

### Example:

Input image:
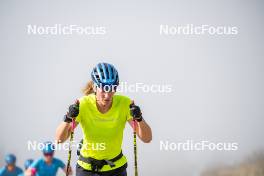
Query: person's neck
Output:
[[96, 101, 112, 114], [45, 160, 52, 165]]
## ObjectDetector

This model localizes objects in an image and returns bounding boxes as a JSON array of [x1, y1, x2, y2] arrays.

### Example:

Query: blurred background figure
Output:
[[18, 159, 34, 176], [25, 141, 71, 176], [201, 151, 264, 176], [0, 154, 23, 176]]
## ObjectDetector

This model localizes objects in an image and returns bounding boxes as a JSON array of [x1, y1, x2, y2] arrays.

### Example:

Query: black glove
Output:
[[130, 103, 143, 122], [64, 100, 80, 123]]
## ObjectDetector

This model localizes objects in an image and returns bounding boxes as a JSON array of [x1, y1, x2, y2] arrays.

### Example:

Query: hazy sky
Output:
[[0, 0, 264, 175]]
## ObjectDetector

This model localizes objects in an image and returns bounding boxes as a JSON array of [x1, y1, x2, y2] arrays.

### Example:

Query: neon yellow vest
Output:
[[75, 94, 132, 171]]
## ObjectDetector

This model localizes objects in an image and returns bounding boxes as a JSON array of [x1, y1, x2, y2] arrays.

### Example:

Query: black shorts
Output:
[[76, 163, 127, 176]]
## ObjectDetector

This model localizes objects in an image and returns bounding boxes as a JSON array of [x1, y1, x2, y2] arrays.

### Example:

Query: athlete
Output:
[[0, 154, 23, 176], [56, 62, 152, 176], [25, 141, 71, 176], [18, 159, 34, 176]]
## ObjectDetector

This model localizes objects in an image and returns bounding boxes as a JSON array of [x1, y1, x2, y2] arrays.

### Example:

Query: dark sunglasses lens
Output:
[[44, 153, 53, 157]]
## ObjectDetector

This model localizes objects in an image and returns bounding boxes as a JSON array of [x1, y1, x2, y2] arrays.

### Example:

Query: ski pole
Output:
[[66, 100, 79, 176], [133, 120, 138, 176], [66, 118, 75, 176]]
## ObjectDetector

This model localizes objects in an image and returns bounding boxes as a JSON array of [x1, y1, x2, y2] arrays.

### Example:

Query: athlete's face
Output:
[[96, 87, 115, 106], [44, 153, 54, 163], [7, 164, 15, 171]]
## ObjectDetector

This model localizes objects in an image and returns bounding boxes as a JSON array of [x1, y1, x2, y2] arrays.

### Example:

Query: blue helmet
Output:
[[42, 141, 55, 154], [24, 159, 34, 169], [5, 154, 16, 164], [91, 62, 119, 87]]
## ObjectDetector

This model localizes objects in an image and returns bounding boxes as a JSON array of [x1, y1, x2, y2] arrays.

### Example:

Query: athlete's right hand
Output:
[[25, 168, 36, 176], [63, 100, 80, 123]]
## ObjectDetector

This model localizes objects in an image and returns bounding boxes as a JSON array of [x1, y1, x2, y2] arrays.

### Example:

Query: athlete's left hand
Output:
[[130, 102, 143, 122]]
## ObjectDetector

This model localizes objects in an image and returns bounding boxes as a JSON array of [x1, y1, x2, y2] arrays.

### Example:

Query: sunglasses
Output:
[[96, 85, 117, 92], [43, 153, 54, 157]]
